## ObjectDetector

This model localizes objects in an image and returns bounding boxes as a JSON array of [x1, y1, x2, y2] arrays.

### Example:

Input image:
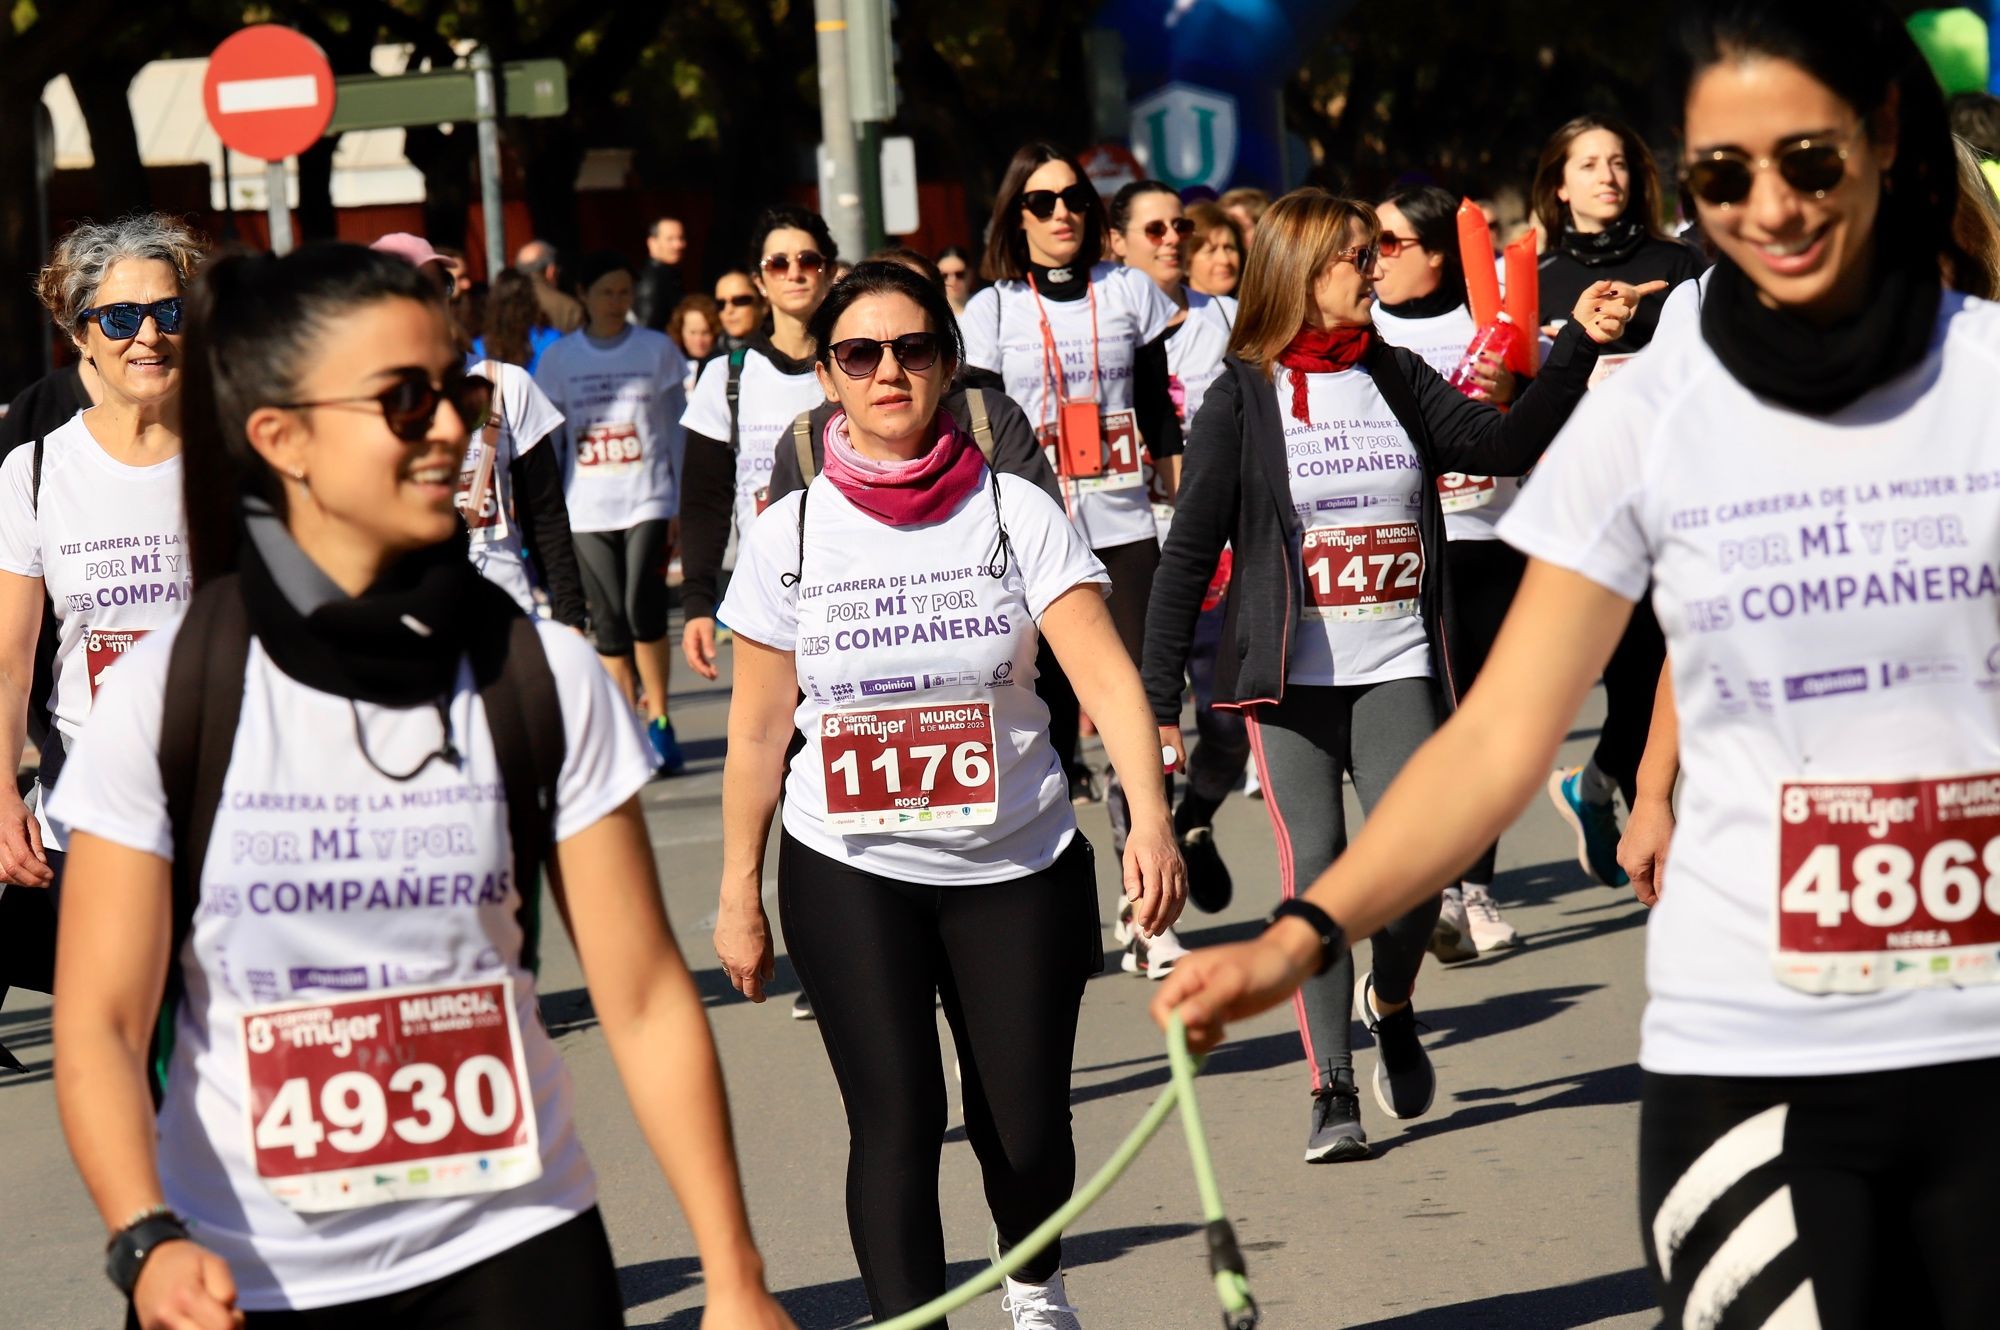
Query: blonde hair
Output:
[[37, 214, 206, 337], [1219, 187, 1272, 223], [1229, 189, 1378, 375], [1949, 137, 2000, 299]]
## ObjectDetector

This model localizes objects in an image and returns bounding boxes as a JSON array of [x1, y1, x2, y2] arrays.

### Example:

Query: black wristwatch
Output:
[[1268, 899, 1346, 976], [106, 1210, 191, 1298]]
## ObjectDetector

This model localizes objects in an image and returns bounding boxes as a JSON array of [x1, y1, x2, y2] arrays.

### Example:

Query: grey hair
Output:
[[36, 214, 206, 336]]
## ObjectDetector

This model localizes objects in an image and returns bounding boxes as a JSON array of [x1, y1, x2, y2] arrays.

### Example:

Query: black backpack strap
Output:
[[153, 576, 252, 1102], [725, 347, 749, 454], [472, 598, 565, 974], [30, 435, 44, 514]]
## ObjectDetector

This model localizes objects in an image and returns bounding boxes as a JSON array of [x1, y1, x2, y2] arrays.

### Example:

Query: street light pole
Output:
[[472, 47, 507, 284], [814, 0, 866, 263]]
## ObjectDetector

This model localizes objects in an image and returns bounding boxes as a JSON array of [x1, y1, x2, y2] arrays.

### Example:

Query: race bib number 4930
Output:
[[1302, 522, 1422, 621], [820, 701, 999, 832], [1774, 773, 2000, 993], [239, 979, 540, 1212]]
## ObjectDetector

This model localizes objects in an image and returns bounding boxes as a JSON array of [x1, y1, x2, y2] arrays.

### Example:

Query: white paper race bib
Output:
[[1301, 522, 1423, 621], [456, 424, 509, 541], [819, 701, 999, 832], [240, 979, 541, 1213], [575, 422, 643, 472], [1436, 473, 1495, 514], [1773, 772, 2000, 994], [1040, 409, 1145, 494]]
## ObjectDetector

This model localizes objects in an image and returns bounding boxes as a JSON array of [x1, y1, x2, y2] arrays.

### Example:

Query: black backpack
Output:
[[146, 574, 565, 1097]]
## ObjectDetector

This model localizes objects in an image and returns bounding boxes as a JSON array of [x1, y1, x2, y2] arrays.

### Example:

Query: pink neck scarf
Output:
[[822, 408, 985, 526]]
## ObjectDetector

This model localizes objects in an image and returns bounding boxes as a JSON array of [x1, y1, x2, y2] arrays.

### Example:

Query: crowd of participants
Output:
[[1, 1, 1998, 1326]]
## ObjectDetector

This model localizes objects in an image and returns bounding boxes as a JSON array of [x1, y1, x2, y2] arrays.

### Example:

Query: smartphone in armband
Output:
[[1058, 401, 1105, 478]]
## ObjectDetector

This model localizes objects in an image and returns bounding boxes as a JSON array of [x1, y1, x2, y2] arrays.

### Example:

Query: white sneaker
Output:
[[1429, 887, 1477, 963], [1002, 1273, 1083, 1329], [1141, 926, 1189, 979], [1242, 766, 1262, 799], [1113, 901, 1136, 947], [1462, 884, 1520, 952]]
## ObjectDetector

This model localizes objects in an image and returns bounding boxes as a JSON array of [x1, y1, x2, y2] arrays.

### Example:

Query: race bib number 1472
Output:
[[1774, 773, 2000, 993]]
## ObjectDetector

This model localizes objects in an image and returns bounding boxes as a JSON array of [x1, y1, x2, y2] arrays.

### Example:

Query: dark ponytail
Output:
[[1672, 0, 1995, 297], [181, 244, 441, 586], [1380, 184, 1467, 305]]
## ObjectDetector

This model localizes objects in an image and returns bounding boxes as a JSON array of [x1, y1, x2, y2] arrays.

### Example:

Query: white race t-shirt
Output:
[[1371, 301, 1520, 541], [533, 328, 687, 533], [47, 618, 654, 1310], [1500, 290, 2000, 1078], [461, 360, 564, 613], [1167, 291, 1237, 428], [0, 412, 189, 848], [680, 348, 827, 541], [1279, 371, 1432, 688], [962, 264, 1179, 550], [719, 470, 1108, 885]]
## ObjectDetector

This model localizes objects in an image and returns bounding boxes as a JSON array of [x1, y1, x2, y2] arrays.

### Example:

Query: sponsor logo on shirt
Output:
[[923, 671, 977, 689], [860, 676, 917, 697], [1315, 496, 1359, 513], [288, 966, 371, 992], [987, 661, 1015, 688], [830, 681, 857, 703], [1782, 667, 1869, 703], [1877, 657, 1963, 690]]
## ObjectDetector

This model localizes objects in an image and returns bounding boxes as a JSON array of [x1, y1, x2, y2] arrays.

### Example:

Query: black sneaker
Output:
[[1069, 768, 1103, 806], [1179, 824, 1234, 913], [1354, 971, 1435, 1120], [1305, 1068, 1369, 1162]]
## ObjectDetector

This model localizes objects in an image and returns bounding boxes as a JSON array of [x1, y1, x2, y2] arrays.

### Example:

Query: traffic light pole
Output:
[[813, 0, 866, 264], [859, 121, 885, 252], [472, 48, 506, 284]]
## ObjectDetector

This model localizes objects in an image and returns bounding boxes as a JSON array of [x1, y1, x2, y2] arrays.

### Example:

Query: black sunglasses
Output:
[[828, 333, 943, 379], [1682, 137, 1851, 207], [277, 370, 493, 442], [1140, 218, 1197, 243], [77, 297, 183, 339], [719, 293, 760, 309], [1019, 185, 1097, 221]]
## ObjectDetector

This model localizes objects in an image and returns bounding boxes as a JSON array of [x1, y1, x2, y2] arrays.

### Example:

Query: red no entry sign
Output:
[[202, 25, 336, 162]]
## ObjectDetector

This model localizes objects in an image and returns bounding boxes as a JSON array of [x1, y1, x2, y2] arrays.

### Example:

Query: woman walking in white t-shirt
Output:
[[1154, 3, 2000, 1323], [714, 261, 1185, 1330], [0, 215, 205, 906], [533, 252, 689, 774], [49, 244, 793, 1330]]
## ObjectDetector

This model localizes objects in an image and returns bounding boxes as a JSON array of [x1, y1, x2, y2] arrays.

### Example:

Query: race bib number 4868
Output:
[[1774, 773, 2000, 993], [240, 979, 540, 1212]]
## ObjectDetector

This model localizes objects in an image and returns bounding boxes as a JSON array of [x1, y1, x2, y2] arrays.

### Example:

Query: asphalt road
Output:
[[0, 650, 1659, 1329]]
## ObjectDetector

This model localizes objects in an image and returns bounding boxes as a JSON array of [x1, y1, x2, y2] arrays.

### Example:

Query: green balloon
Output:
[[1908, 7, 1990, 95]]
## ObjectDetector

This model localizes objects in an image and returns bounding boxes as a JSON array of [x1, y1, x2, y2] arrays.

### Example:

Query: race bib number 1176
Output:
[[1774, 773, 2000, 993]]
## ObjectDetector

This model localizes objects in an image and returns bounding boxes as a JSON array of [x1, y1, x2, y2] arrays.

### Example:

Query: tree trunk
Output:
[[0, 82, 55, 393], [70, 59, 150, 217], [295, 138, 340, 242], [403, 125, 476, 254]]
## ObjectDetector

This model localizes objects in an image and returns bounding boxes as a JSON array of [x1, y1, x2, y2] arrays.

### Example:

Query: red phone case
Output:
[[1058, 401, 1104, 478]]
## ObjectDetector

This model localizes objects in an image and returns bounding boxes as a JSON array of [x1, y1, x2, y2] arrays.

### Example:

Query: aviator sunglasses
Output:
[[1139, 217, 1197, 243], [828, 332, 943, 378], [1682, 134, 1852, 207], [77, 297, 184, 339], [1019, 185, 1097, 220], [761, 251, 828, 278], [277, 369, 493, 442]]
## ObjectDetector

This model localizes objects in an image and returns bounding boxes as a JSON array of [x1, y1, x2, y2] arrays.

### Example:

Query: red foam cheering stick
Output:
[[1502, 233, 1540, 375], [1456, 199, 1501, 329]]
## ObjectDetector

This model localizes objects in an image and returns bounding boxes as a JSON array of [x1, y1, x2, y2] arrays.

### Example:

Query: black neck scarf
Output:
[[1027, 260, 1089, 301], [749, 332, 816, 377], [1378, 285, 1465, 321], [1699, 237, 1941, 417], [1561, 217, 1649, 268], [240, 500, 484, 707]]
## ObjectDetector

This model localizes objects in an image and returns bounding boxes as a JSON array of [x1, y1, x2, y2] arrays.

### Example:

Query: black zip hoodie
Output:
[[1141, 323, 1602, 725]]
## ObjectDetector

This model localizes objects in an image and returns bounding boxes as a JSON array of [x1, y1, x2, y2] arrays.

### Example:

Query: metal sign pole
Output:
[[265, 159, 294, 255], [472, 48, 506, 284]]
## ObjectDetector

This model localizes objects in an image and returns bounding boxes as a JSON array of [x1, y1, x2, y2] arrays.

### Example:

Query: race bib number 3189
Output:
[[240, 979, 540, 1212], [1774, 773, 2000, 993]]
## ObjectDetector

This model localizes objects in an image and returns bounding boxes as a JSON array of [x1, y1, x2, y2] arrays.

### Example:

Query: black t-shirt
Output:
[[1537, 235, 1708, 356]]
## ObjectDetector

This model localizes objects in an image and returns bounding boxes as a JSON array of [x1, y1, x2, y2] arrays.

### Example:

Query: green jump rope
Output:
[[870, 1015, 1258, 1330]]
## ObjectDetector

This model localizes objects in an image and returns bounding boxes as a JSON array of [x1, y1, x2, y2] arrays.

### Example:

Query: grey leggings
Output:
[[1247, 678, 1444, 1092]]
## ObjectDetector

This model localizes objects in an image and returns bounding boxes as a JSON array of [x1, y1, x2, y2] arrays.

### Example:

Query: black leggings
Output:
[[574, 519, 670, 655], [779, 831, 1100, 1323], [1443, 540, 1526, 885], [1639, 1059, 2000, 1329], [1592, 596, 1666, 806], [125, 1207, 621, 1330]]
